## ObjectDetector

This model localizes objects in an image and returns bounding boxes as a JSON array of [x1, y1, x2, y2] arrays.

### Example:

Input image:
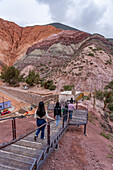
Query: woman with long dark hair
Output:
[[34, 101, 54, 141]]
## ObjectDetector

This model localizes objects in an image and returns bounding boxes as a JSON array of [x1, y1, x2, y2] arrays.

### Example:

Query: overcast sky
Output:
[[0, 0, 113, 38]]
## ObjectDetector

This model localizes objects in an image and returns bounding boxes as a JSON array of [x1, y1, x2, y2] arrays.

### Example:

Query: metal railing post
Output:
[[62, 116, 64, 128], [47, 121, 50, 145], [68, 112, 70, 123], [12, 118, 16, 140], [76, 101, 78, 109], [84, 124, 86, 136]]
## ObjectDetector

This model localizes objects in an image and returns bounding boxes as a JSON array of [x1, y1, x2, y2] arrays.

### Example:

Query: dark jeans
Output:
[[56, 115, 60, 126], [35, 118, 46, 139], [69, 110, 73, 119], [63, 113, 68, 122]]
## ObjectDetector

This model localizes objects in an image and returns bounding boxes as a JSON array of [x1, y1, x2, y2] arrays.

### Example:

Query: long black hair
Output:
[[55, 101, 60, 107], [70, 98, 73, 103], [65, 104, 68, 109], [36, 101, 46, 118]]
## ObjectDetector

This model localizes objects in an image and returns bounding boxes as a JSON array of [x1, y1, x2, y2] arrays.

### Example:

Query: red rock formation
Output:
[[0, 18, 61, 67]]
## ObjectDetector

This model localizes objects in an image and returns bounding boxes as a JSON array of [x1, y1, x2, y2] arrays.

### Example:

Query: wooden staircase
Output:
[[0, 120, 67, 170], [0, 103, 88, 169]]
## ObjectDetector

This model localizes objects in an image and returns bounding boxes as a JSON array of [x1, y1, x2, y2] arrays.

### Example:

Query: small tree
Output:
[[43, 80, 53, 89], [63, 85, 74, 91], [105, 80, 113, 90], [49, 84, 56, 90], [95, 90, 113, 110], [103, 90, 113, 110], [0, 66, 21, 85], [25, 70, 40, 86]]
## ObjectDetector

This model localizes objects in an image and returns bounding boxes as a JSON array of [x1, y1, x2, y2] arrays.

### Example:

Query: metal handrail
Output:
[[0, 115, 68, 149], [0, 97, 69, 148], [0, 113, 34, 121], [0, 98, 88, 148]]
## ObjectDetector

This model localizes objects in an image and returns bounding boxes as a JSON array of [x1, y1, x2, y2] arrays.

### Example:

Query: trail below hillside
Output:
[[0, 86, 113, 169], [0, 112, 113, 169], [42, 123, 113, 170]]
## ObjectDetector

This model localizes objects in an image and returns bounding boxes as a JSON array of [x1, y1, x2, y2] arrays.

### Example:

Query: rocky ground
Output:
[[42, 115, 113, 170]]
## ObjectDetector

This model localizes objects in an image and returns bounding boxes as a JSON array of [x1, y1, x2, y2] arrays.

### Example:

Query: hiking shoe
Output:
[[34, 135, 37, 141]]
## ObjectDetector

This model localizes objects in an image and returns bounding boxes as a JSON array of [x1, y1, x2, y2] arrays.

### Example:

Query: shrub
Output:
[[88, 53, 95, 57], [100, 132, 113, 140], [109, 113, 113, 122], [49, 85, 56, 90], [95, 90, 104, 100], [83, 96, 90, 100], [106, 60, 112, 64], [105, 80, 113, 90], [63, 85, 74, 91], [40, 80, 44, 87], [43, 80, 53, 89], [79, 68, 83, 71], [40, 68, 44, 71], [0, 66, 21, 85], [107, 145, 113, 159], [25, 70, 40, 86], [108, 103, 113, 111], [26, 77, 34, 86], [89, 47, 93, 50]]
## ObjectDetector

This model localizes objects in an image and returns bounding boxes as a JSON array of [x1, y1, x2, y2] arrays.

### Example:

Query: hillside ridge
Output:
[[0, 18, 61, 67]]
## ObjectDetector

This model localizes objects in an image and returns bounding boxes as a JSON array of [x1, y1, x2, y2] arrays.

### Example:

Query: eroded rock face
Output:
[[15, 30, 90, 70], [15, 31, 113, 91], [1, 18, 113, 91], [0, 18, 61, 66]]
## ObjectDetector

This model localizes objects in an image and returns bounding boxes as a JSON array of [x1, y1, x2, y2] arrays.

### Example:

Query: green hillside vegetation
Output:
[[95, 80, 113, 114], [0, 66, 56, 90]]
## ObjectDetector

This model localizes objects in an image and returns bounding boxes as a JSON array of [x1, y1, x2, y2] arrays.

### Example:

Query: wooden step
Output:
[[0, 156, 33, 170], [16, 139, 48, 151], [24, 136, 47, 145], [1, 144, 43, 159], [0, 150, 35, 164], [16, 139, 43, 149], [0, 164, 22, 170]]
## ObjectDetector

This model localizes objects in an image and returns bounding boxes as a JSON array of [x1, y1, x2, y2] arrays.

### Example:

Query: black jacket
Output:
[[54, 106, 61, 118]]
